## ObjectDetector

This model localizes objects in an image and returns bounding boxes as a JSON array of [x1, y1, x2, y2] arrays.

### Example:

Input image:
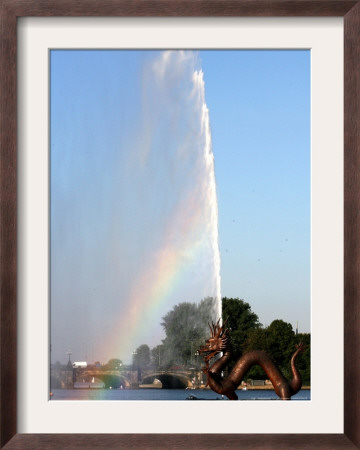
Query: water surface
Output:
[[51, 388, 310, 401]]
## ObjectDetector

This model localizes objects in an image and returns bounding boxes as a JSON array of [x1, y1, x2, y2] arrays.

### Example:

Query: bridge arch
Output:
[[76, 370, 130, 389], [96, 374, 128, 389], [142, 372, 191, 389]]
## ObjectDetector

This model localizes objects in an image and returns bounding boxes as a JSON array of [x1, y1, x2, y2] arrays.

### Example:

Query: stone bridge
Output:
[[51, 367, 197, 390], [50, 367, 134, 389]]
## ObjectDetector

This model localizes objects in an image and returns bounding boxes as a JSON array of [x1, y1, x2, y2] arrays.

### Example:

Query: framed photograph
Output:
[[48, 47, 312, 399], [1, 1, 359, 448]]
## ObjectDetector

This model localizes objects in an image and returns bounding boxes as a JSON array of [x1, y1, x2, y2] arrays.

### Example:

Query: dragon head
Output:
[[198, 319, 230, 363]]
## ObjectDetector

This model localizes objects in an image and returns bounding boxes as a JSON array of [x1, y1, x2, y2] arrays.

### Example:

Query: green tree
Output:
[[265, 320, 296, 372], [222, 297, 262, 356], [133, 344, 150, 369], [151, 344, 164, 369], [294, 332, 311, 385], [106, 358, 123, 370], [243, 320, 310, 383], [161, 299, 215, 366], [245, 327, 268, 351]]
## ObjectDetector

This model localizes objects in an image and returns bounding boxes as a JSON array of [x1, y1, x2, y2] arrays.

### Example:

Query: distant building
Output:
[[72, 361, 88, 369]]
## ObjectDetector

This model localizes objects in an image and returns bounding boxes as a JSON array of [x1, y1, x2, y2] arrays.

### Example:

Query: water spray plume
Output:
[[99, 51, 222, 361]]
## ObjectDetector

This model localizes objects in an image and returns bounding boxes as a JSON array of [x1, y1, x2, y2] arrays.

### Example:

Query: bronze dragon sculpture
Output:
[[198, 320, 307, 400]]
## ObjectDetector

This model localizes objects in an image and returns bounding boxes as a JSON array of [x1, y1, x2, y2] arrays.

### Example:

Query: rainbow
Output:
[[98, 194, 214, 362]]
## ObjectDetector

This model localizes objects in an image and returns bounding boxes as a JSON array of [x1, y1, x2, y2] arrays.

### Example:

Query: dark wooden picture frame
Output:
[[1, 1, 359, 448]]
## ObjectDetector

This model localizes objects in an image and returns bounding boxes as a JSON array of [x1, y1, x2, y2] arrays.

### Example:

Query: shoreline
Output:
[[240, 385, 310, 390], [138, 384, 311, 390]]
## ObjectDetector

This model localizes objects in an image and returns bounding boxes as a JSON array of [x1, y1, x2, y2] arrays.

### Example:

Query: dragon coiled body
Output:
[[198, 320, 306, 400]]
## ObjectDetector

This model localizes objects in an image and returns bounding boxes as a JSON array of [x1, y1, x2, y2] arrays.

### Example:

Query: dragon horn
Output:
[[216, 318, 221, 332], [212, 322, 217, 335], [215, 322, 222, 338], [209, 322, 216, 336]]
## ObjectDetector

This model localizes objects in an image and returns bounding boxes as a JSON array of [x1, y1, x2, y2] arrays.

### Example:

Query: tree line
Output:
[[55, 297, 310, 386], [130, 297, 310, 385]]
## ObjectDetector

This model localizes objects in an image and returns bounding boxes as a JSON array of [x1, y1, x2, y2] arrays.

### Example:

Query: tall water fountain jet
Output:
[[191, 64, 222, 323]]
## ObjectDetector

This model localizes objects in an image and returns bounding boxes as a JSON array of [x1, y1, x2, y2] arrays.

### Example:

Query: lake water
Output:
[[51, 388, 310, 401]]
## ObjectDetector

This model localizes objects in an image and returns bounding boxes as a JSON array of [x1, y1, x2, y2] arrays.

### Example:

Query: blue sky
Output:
[[50, 50, 310, 365]]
